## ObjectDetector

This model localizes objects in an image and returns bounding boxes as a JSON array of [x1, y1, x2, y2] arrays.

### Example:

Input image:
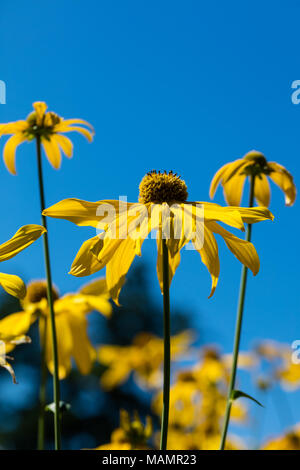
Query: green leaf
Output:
[[231, 390, 264, 408]]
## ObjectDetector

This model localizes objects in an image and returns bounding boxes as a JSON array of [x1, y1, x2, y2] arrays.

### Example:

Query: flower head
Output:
[[0, 101, 94, 174], [138, 170, 188, 204], [209, 150, 296, 207], [43, 170, 273, 303], [0, 277, 112, 379]]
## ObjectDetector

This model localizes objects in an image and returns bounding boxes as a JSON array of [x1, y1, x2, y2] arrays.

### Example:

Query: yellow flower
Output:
[[262, 425, 300, 450], [0, 277, 112, 379], [94, 410, 152, 450], [210, 150, 296, 207], [0, 224, 46, 299], [98, 331, 192, 390], [43, 170, 273, 303], [0, 101, 94, 174]]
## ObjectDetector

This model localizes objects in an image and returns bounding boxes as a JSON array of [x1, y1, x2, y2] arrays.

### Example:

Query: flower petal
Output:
[[68, 312, 96, 375], [209, 163, 231, 199], [55, 118, 95, 132], [0, 311, 34, 339], [268, 162, 297, 206], [0, 272, 26, 299], [56, 125, 94, 142], [0, 121, 28, 136], [195, 202, 245, 231], [223, 173, 247, 206], [42, 137, 62, 169], [193, 226, 220, 298], [52, 134, 73, 158], [0, 225, 46, 262], [43, 198, 127, 229], [254, 174, 271, 207], [33, 102, 47, 125], [106, 237, 137, 305], [43, 314, 73, 380], [3, 133, 27, 175], [69, 235, 104, 277], [208, 221, 260, 275]]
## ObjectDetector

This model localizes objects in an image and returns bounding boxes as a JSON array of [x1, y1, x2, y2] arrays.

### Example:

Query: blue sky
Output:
[[0, 0, 300, 445]]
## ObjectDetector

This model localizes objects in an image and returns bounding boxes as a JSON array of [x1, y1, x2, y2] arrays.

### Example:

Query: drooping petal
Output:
[[0, 311, 34, 339], [51, 134, 73, 158], [268, 162, 297, 206], [223, 173, 247, 206], [55, 122, 94, 142], [69, 235, 104, 277], [43, 198, 127, 229], [208, 221, 260, 275], [193, 202, 245, 231], [193, 226, 220, 298], [254, 174, 271, 207], [233, 205, 274, 224], [42, 137, 62, 169], [221, 159, 249, 184], [0, 272, 26, 299], [33, 102, 47, 125], [3, 133, 27, 175], [55, 118, 95, 132], [43, 314, 73, 380], [68, 311, 96, 375], [0, 225, 46, 262], [106, 237, 137, 305], [209, 162, 231, 199]]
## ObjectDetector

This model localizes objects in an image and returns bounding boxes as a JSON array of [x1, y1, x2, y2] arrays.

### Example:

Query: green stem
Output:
[[219, 175, 255, 450], [37, 316, 47, 450], [160, 238, 171, 451], [36, 136, 61, 450]]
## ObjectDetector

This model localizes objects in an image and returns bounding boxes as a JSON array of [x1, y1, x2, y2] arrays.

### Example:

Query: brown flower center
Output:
[[26, 280, 59, 304], [138, 170, 188, 204]]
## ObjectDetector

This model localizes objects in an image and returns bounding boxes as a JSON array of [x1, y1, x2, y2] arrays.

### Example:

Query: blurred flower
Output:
[[43, 170, 273, 303], [0, 224, 46, 299], [0, 101, 94, 174], [210, 150, 296, 207], [152, 347, 247, 432], [98, 331, 192, 390], [94, 410, 152, 450], [262, 425, 300, 450], [0, 277, 112, 379]]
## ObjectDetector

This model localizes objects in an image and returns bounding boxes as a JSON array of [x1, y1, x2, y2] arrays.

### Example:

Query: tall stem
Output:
[[37, 316, 47, 450], [36, 136, 61, 450], [219, 175, 255, 450], [160, 238, 171, 451]]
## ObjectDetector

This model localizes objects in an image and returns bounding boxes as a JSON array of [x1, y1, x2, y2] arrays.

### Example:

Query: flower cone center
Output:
[[26, 280, 59, 303], [138, 170, 188, 204]]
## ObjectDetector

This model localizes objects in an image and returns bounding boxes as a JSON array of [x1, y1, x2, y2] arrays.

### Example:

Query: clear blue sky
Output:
[[0, 0, 299, 446]]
